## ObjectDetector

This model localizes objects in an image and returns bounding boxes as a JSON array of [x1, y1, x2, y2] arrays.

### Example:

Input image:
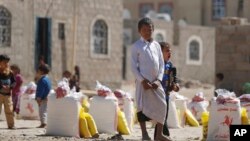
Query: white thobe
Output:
[[131, 37, 166, 124]]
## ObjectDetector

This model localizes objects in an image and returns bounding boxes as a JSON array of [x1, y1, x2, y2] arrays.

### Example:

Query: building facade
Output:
[[123, 0, 250, 26], [0, 0, 123, 89], [123, 0, 250, 94], [216, 22, 250, 94]]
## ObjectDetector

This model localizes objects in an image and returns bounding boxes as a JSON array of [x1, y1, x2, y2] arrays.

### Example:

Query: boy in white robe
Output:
[[131, 17, 171, 141]]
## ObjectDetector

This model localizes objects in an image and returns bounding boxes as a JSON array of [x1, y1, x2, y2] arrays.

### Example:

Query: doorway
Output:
[[35, 17, 52, 70]]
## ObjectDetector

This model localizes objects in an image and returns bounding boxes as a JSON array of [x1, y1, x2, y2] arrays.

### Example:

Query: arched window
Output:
[[92, 19, 108, 55], [155, 33, 164, 42], [189, 40, 199, 61], [0, 6, 11, 47], [153, 29, 166, 43], [186, 36, 203, 65]]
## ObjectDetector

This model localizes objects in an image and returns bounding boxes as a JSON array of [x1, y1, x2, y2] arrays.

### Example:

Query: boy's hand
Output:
[[1, 85, 10, 93], [172, 83, 180, 92], [142, 79, 152, 90], [151, 80, 161, 89]]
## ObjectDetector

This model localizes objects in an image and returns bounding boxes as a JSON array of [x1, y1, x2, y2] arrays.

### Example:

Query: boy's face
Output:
[[162, 47, 171, 61], [139, 24, 153, 41], [0, 61, 9, 69]]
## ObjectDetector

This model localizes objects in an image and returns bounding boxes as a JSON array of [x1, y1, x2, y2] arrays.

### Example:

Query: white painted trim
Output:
[[153, 29, 166, 42], [186, 35, 203, 65], [90, 15, 111, 59]]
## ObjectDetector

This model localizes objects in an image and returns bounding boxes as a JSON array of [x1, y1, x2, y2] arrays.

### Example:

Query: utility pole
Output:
[[72, 0, 78, 71]]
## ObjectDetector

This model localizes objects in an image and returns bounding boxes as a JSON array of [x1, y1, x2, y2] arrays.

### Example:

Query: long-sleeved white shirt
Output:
[[131, 37, 164, 83]]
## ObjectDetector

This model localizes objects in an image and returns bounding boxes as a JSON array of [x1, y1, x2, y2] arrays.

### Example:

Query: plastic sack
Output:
[[185, 109, 199, 127], [201, 112, 209, 141], [117, 109, 130, 135], [55, 81, 70, 99], [24, 82, 37, 94], [192, 92, 205, 102], [241, 108, 249, 125], [95, 81, 112, 97], [79, 108, 98, 138]]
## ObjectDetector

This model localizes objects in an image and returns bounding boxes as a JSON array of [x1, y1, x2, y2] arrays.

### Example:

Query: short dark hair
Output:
[[38, 64, 50, 74], [0, 54, 10, 62], [63, 70, 71, 77], [138, 17, 154, 31], [159, 42, 170, 50], [10, 64, 21, 73], [216, 73, 224, 81]]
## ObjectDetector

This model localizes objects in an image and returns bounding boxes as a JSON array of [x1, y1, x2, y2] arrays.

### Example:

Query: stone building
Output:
[[216, 20, 250, 94], [123, 0, 250, 94], [0, 0, 123, 89], [123, 0, 250, 26]]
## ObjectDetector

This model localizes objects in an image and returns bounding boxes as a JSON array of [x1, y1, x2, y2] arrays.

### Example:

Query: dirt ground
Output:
[[0, 84, 214, 141], [0, 119, 202, 141]]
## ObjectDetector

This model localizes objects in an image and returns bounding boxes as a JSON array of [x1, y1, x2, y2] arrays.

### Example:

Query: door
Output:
[[35, 17, 52, 70]]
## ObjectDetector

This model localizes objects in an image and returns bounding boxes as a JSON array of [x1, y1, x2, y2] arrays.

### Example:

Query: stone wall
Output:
[[0, 0, 123, 90], [216, 24, 250, 94]]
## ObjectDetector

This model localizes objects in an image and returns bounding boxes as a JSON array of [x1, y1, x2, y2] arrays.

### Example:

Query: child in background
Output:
[[70, 66, 80, 92], [62, 70, 72, 86], [35, 64, 51, 128], [10, 64, 23, 116], [154, 42, 179, 140], [0, 54, 16, 129]]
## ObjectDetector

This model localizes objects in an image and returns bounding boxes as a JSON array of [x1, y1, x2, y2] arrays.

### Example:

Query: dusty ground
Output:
[[0, 119, 202, 141], [0, 83, 214, 141]]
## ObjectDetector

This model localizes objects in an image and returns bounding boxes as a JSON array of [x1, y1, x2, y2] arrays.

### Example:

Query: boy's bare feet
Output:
[[36, 123, 47, 128], [8, 126, 17, 130], [142, 133, 151, 140]]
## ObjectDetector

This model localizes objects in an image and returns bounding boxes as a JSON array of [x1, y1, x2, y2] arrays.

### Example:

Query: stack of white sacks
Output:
[[167, 91, 189, 128], [46, 80, 84, 137], [19, 82, 39, 119], [89, 81, 133, 134], [114, 89, 134, 132], [187, 92, 209, 123], [89, 81, 118, 134], [207, 89, 241, 141], [239, 94, 250, 118]]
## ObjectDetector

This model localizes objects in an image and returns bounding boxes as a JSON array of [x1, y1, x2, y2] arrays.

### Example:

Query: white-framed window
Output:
[[139, 3, 154, 17], [153, 29, 166, 42], [186, 36, 203, 65], [158, 3, 173, 17], [212, 0, 226, 20], [91, 19, 108, 56], [0, 6, 11, 47]]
